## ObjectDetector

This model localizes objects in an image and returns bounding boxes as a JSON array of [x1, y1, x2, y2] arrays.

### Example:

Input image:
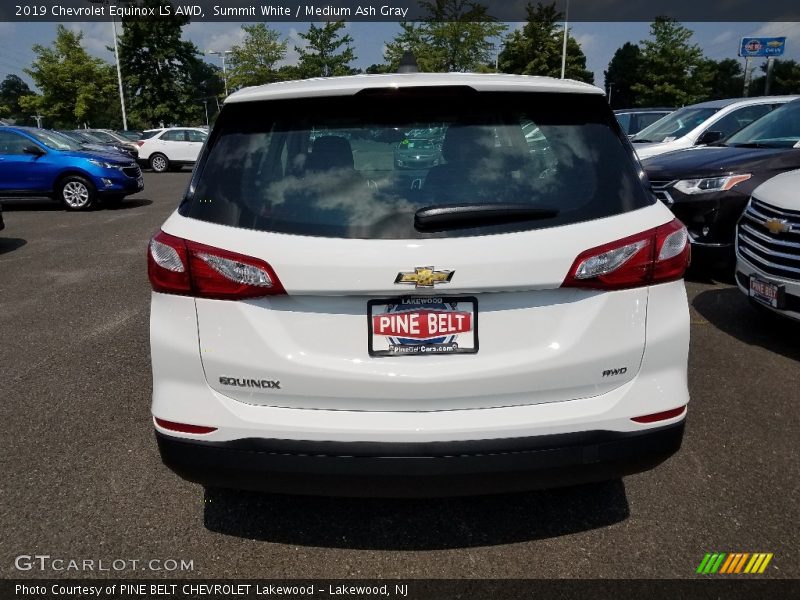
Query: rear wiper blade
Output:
[[414, 203, 559, 231], [632, 139, 653, 143]]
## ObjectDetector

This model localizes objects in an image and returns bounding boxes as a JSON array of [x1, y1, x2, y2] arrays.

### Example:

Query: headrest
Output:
[[306, 136, 354, 172]]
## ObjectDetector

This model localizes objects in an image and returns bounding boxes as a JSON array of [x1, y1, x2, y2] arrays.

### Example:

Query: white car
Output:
[[736, 169, 800, 320], [632, 96, 798, 160], [137, 127, 207, 173], [148, 73, 691, 497]]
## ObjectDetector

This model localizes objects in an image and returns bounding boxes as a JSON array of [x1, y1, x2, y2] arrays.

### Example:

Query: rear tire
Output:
[[58, 176, 96, 211], [150, 153, 169, 173]]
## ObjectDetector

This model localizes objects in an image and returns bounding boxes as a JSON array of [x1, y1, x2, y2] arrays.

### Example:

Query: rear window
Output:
[[181, 89, 651, 239]]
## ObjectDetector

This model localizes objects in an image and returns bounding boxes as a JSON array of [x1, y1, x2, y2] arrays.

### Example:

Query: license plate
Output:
[[368, 296, 478, 357], [137, 176, 144, 188], [749, 276, 784, 309]]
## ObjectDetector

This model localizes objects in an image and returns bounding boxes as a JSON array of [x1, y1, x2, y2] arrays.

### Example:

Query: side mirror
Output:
[[23, 145, 45, 156], [696, 131, 724, 145]]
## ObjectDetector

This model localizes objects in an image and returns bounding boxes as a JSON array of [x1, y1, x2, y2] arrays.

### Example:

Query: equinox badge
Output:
[[395, 266, 454, 289]]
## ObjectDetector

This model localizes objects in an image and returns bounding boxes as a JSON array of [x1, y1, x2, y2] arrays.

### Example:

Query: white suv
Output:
[[137, 127, 208, 173], [632, 96, 797, 160], [148, 73, 691, 497], [736, 169, 800, 320]]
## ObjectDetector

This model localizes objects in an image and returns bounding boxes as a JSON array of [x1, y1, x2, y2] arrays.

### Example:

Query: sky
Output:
[[1, 20, 799, 96]]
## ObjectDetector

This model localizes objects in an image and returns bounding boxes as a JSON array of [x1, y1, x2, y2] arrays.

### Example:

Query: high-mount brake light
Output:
[[147, 230, 285, 299], [562, 218, 690, 290]]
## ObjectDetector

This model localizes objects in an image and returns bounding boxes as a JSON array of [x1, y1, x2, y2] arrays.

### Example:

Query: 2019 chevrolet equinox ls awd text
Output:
[[148, 74, 691, 497]]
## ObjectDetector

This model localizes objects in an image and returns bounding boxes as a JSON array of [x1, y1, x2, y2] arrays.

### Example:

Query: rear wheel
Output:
[[58, 176, 95, 211], [150, 153, 169, 173]]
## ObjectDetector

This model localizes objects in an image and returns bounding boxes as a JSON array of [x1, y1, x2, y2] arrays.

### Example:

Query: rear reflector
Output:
[[147, 230, 286, 300], [631, 406, 687, 424], [154, 418, 217, 435], [562, 218, 690, 290]]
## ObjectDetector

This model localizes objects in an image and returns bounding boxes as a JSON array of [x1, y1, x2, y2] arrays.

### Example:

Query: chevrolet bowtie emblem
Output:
[[765, 218, 791, 235], [395, 266, 454, 288]]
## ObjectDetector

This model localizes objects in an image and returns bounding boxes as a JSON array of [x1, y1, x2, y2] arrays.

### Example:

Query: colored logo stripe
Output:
[[697, 553, 773, 574]]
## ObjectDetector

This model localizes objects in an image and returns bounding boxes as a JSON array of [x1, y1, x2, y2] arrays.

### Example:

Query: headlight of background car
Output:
[[88, 159, 120, 169], [673, 174, 751, 195]]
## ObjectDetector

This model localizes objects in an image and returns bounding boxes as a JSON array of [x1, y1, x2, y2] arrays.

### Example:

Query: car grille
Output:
[[122, 164, 141, 179], [737, 198, 800, 280], [649, 180, 676, 205]]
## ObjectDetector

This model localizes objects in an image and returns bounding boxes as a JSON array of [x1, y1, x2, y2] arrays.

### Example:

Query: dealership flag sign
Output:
[[739, 37, 787, 57]]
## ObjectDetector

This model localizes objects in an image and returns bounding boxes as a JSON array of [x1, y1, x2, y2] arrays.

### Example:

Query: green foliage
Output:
[[698, 58, 744, 100], [498, 2, 593, 83], [296, 22, 357, 78], [227, 24, 288, 89], [365, 63, 393, 74], [382, 1, 506, 73], [604, 42, 642, 109], [752, 59, 800, 95], [117, 0, 203, 128], [0, 74, 33, 123], [630, 17, 708, 106], [21, 25, 119, 128]]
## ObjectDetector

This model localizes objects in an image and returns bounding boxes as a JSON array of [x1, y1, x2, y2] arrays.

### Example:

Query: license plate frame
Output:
[[749, 276, 784, 309], [368, 296, 479, 357]]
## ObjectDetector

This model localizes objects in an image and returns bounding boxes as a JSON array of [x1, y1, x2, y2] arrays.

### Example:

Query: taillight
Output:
[[562, 218, 690, 290], [155, 417, 217, 434], [631, 406, 686, 423], [136, 140, 145, 147], [147, 230, 285, 299]]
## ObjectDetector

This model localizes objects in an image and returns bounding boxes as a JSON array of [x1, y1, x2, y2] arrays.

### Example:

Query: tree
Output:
[[604, 43, 643, 109], [698, 58, 743, 100], [0, 74, 33, 123], [751, 59, 800, 95], [498, 2, 593, 83], [117, 0, 203, 128], [189, 60, 225, 124], [227, 24, 287, 90], [296, 22, 356, 78], [382, 2, 506, 73], [20, 25, 119, 128], [631, 17, 708, 106]]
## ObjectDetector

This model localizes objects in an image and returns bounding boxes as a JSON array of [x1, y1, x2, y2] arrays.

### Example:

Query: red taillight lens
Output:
[[562, 218, 690, 290], [136, 140, 145, 147], [631, 406, 686, 423], [155, 418, 217, 434], [148, 231, 191, 294], [147, 230, 285, 300]]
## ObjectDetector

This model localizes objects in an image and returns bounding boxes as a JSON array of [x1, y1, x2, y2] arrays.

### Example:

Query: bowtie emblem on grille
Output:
[[765, 218, 791, 235]]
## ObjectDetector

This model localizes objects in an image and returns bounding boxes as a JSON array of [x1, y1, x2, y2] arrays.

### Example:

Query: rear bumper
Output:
[[156, 421, 685, 497]]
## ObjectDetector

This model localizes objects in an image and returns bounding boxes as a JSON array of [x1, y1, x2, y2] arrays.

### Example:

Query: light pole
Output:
[[202, 99, 209, 126], [560, 0, 570, 79], [207, 50, 233, 96], [87, 0, 128, 130]]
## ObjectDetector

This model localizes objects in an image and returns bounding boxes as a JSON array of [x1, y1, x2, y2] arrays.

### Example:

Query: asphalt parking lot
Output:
[[0, 172, 798, 579]]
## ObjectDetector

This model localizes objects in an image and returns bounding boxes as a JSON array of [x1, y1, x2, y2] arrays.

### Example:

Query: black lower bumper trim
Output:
[[156, 421, 685, 497]]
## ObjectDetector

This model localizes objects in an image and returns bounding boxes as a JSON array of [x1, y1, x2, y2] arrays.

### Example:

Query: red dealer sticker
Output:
[[367, 296, 479, 357]]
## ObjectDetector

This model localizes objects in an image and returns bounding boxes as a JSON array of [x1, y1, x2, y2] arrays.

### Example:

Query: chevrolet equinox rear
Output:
[[148, 74, 691, 497]]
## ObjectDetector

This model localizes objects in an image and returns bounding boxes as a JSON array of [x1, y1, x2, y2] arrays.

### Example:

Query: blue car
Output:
[[0, 126, 144, 210]]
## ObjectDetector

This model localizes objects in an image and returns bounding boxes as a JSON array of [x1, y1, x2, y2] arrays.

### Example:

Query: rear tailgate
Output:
[[161, 205, 666, 411]]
